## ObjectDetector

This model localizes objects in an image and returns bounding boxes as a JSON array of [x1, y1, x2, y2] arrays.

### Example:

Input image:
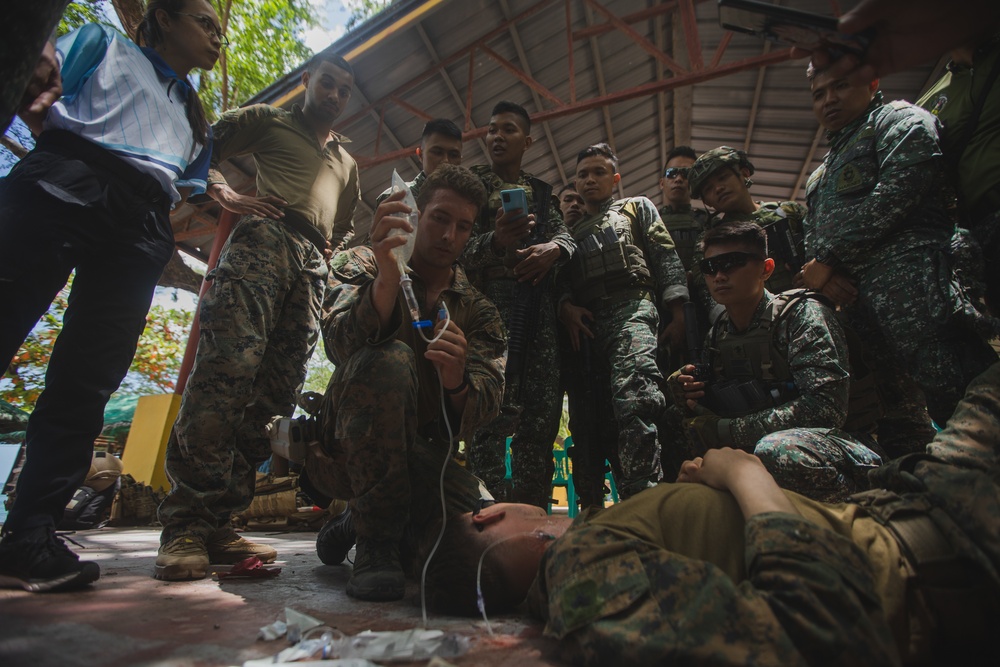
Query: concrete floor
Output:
[[0, 528, 562, 667]]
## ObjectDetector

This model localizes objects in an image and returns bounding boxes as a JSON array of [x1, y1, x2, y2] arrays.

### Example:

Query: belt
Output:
[[583, 288, 653, 312], [35, 129, 169, 213], [280, 208, 329, 252]]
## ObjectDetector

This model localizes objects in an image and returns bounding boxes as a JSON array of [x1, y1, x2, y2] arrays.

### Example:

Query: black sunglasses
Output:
[[663, 167, 690, 180], [699, 251, 764, 276]]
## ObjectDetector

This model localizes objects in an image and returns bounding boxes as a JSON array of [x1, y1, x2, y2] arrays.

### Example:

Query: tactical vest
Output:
[[707, 291, 801, 417], [707, 289, 882, 429], [659, 206, 706, 271], [571, 199, 654, 307]]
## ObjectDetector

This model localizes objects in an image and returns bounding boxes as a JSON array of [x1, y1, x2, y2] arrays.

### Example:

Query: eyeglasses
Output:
[[177, 12, 229, 46], [663, 167, 690, 180], [699, 251, 764, 276]]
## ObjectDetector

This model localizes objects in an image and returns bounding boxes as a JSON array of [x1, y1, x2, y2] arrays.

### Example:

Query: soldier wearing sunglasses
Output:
[[668, 221, 881, 503]]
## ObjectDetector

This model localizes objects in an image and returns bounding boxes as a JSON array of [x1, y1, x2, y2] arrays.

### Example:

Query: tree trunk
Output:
[[110, 0, 145, 40]]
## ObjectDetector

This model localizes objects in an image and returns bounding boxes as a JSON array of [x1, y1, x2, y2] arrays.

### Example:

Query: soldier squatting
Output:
[[1, 1, 999, 664]]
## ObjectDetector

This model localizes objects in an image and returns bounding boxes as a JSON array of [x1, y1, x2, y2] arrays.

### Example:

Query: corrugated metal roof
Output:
[[170, 0, 941, 257]]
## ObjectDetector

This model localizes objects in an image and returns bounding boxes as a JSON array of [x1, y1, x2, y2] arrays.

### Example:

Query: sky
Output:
[[304, 0, 352, 53]]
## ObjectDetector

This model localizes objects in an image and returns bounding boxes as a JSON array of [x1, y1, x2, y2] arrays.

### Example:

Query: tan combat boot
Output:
[[206, 526, 278, 564], [154, 536, 209, 581]]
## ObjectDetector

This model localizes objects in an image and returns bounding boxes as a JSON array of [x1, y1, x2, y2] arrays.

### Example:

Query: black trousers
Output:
[[0, 131, 173, 532]]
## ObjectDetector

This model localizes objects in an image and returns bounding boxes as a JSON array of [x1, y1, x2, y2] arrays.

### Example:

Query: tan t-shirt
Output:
[[207, 103, 359, 251]]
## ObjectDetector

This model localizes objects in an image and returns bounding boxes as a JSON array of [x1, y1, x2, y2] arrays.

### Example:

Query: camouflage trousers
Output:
[[849, 245, 999, 426], [587, 298, 665, 497], [159, 215, 326, 543], [304, 341, 490, 545], [754, 428, 882, 503], [560, 329, 621, 510], [467, 279, 563, 508]]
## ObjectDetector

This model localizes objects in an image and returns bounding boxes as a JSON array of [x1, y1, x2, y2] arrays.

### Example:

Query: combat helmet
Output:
[[86, 451, 124, 493], [688, 146, 755, 199]]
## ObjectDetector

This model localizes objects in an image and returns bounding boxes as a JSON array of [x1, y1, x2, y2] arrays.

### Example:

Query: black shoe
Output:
[[316, 507, 356, 565], [0, 526, 100, 592], [346, 539, 404, 602]]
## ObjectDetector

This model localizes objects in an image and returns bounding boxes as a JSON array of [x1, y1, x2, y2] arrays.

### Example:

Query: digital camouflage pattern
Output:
[[560, 197, 689, 497], [657, 203, 712, 373], [804, 96, 998, 425], [917, 39, 1000, 309], [690, 290, 881, 502], [310, 247, 505, 543], [656, 203, 710, 272], [686, 146, 754, 200], [525, 363, 1000, 666], [527, 484, 898, 667], [462, 165, 574, 507], [159, 216, 327, 543]]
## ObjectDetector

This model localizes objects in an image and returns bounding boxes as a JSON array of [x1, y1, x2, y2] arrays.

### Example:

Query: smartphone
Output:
[[500, 188, 529, 221], [717, 0, 869, 57]]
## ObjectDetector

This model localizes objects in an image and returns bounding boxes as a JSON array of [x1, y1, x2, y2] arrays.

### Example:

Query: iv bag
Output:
[[388, 170, 419, 274]]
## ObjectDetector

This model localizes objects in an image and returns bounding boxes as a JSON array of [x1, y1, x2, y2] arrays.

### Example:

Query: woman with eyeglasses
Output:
[[0, 0, 221, 593]]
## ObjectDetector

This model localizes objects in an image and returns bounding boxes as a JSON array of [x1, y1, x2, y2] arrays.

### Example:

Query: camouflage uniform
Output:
[[656, 203, 711, 372], [918, 36, 1000, 308], [804, 93, 998, 425], [559, 196, 688, 498], [462, 165, 575, 507], [159, 216, 328, 542], [656, 203, 710, 272], [526, 362, 1000, 666], [307, 247, 505, 546], [159, 104, 359, 544], [689, 290, 882, 503]]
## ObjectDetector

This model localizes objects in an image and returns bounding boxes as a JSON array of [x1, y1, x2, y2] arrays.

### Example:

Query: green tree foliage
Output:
[[1, 279, 195, 408], [59, 0, 116, 36], [345, 0, 392, 30], [203, 0, 316, 115]]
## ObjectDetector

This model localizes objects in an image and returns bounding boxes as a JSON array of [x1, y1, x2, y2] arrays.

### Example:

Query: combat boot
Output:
[[346, 539, 404, 601], [316, 507, 355, 565], [206, 526, 277, 564], [154, 535, 209, 580], [0, 526, 100, 592]]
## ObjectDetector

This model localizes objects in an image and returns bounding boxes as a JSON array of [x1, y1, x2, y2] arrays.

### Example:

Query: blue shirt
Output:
[[46, 24, 211, 204]]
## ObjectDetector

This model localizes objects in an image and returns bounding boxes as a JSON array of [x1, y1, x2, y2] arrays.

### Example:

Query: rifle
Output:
[[761, 216, 805, 273], [503, 179, 553, 409]]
